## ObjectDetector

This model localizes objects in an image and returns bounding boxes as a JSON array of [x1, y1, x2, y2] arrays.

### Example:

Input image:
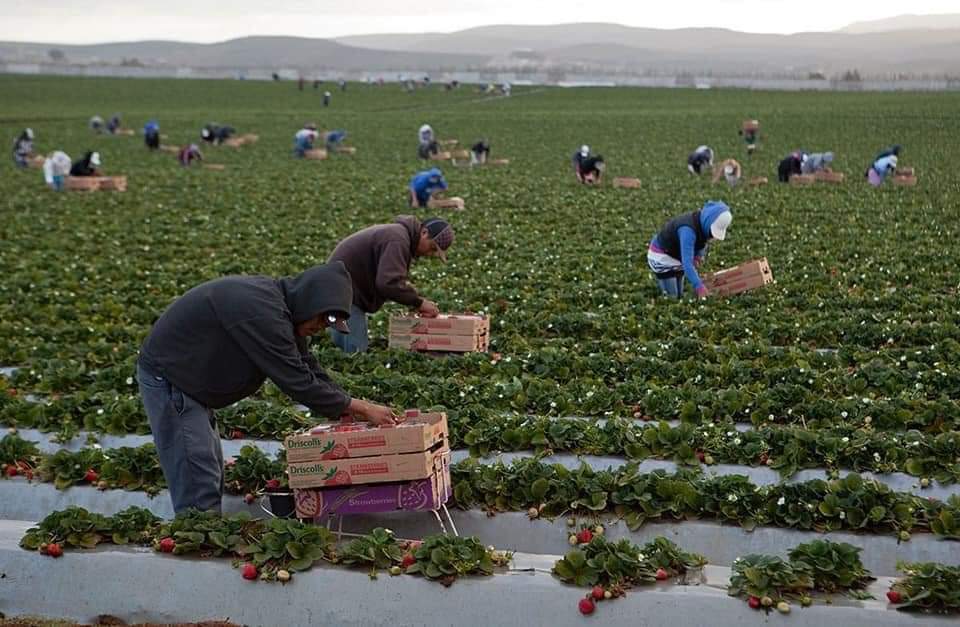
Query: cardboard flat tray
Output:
[[790, 174, 816, 185], [388, 333, 488, 353], [451, 149, 470, 159], [98, 176, 127, 191], [304, 149, 328, 160], [814, 171, 845, 183], [294, 462, 452, 518], [285, 411, 449, 463], [703, 258, 772, 287], [613, 177, 641, 188], [893, 175, 918, 187], [389, 314, 489, 336], [287, 444, 449, 489]]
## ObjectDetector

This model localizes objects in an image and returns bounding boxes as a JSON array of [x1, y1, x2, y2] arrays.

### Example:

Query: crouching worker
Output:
[[178, 144, 203, 166], [42, 151, 72, 191], [137, 262, 400, 513], [12, 128, 34, 168], [144, 120, 161, 151], [687, 145, 714, 175], [409, 167, 448, 208], [69, 151, 101, 177], [294, 123, 319, 157], [712, 159, 742, 187], [325, 129, 348, 151], [202, 123, 235, 145], [801, 151, 834, 174], [327, 217, 454, 353], [573, 145, 604, 184], [866, 145, 900, 186], [647, 201, 732, 299]]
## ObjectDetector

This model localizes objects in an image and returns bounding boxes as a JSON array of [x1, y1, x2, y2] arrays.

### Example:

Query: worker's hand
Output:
[[348, 399, 403, 427], [695, 286, 709, 299], [694, 256, 703, 268], [418, 299, 440, 318]]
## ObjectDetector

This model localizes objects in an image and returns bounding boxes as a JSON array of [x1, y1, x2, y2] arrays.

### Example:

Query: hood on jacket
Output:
[[281, 262, 354, 324], [699, 201, 732, 240], [395, 215, 423, 256]]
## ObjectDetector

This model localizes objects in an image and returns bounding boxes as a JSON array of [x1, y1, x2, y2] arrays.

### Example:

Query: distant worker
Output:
[[712, 159, 742, 187], [144, 120, 160, 151], [89, 116, 105, 134], [42, 151, 72, 191], [324, 129, 348, 151], [294, 123, 319, 158], [178, 144, 203, 167], [339, 79, 347, 91], [418, 124, 439, 160], [777, 151, 807, 183], [107, 114, 122, 135], [470, 139, 490, 165], [647, 201, 733, 299], [69, 151, 101, 177], [327, 216, 454, 353], [323, 91, 332, 107], [687, 145, 714, 175], [801, 152, 834, 175], [866, 145, 901, 186], [408, 167, 448, 208], [201, 123, 235, 145], [739, 120, 760, 156], [501, 82, 512, 96], [12, 128, 34, 168], [573, 145, 605, 184]]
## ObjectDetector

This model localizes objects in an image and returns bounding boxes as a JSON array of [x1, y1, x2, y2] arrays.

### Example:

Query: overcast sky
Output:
[[3, 1, 958, 44]]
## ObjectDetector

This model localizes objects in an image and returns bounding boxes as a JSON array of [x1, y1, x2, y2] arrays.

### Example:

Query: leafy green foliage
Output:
[[553, 535, 704, 588], [339, 527, 404, 575], [237, 518, 335, 572], [892, 561, 960, 613], [727, 554, 813, 601], [787, 540, 874, 593], [224, 444, 287, 494], [405, 534, 506, 585], [19, 506, 159, 551]]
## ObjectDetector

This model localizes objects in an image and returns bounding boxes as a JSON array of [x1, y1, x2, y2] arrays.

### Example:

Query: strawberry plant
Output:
[[727, 554, 814, 605], [38, 447, 107, 489], [787, 540, 874, 594], [890, 561, 960, 613], [236, 518, 335, 575], [339, 527, 404, 577], [19, 506, 158, 551], [224, 444, 287, 495], [404, 534, 508, 586], [0, 432, 41, 478], [157, 510, 262, 557]]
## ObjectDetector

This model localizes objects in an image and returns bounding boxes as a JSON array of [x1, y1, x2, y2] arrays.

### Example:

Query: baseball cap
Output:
[[423, 217, 455, 262], [711, 210, 733, 240], [580, 145, 590, 157], [324, 312, 351, 334], [90, 152, 101, 167]]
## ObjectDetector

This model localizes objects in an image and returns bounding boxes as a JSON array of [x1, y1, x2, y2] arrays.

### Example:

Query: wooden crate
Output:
[[703, 258, 774, 297], [98, 176, 127, 192], [439, 139, 459, 146], [336, 146, 357, 154], [742, 119, 760, 132], [489, 158, 510, 165], [613, 177, 641, 189], [789, 174, 816, 186], [65, 177, 100, 192], [451, 149, 470, 159], [428, 196, 464, 210], [814, 171, 845, 183], [202, 164, 226, 171], [28, 155, 45, 168], [893, 175, 918, 187], [895, 167, 915, 177], [748, 177, 768, 186], [304, 149, 328, 160], [430, 151, 452, 161]]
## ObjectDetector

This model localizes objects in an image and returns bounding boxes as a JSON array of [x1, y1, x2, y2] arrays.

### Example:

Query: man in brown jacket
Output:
[[327, 215, 455, 353]]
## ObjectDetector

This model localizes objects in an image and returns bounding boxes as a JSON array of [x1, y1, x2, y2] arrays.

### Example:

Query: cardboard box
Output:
[[704, 258, 774, 297], [613, 177, 641, 189], [790, 174, 816, 186], [304, 148, 328, 160], [814, 171, 845, 183], [284, 411, 449, 463], [427, 196, 464, 210], [451, 149, 470, 159], [389, 314, 489, 337], [388, 333, 488, 352], [65, 177, 100, 191], [894, 175, 917, 187], [98, 176, 127, 192], [895, 167, 915, 177], [748, 176, 768, 186], [287, 444, 448, 489], [430, 151, 453, 161], [294, 460, 451, 519]]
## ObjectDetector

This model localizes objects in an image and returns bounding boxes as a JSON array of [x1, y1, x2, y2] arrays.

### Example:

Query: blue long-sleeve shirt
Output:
[[409, 168, 447, 205], [677, 228, 707, 290]]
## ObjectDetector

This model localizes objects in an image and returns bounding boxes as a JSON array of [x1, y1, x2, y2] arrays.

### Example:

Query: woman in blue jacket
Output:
[[647, 201, 733, 299], [408, 168, 448, 208]]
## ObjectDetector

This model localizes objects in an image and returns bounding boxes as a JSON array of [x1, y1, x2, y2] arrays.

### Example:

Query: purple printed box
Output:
[[294, 460, 451, 519]]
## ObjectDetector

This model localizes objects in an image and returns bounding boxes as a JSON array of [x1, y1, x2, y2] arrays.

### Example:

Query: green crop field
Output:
[[3, 76, 960, 614]]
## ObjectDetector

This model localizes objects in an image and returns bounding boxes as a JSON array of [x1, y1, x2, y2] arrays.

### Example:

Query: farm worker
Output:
[[777, 151, 807, 183], [294, 123, 319, 157], [137, 262, 400, 513], [687, 145, 714, 175], [42, 151, 72, 191], [327, 216, 454, 353], [712, 159, 742, 187], [418, 124, 439, 159], [69, 151, 101, 177], [201, 123, 235, 145], [89, 116, 105, 133], [471, 139, 490, 165], [144, 120, 160, 151], [739, 121, 759, 155], [107, 114, 121, 134], [324, 129, 348, 151], [419, 124, 435, 145], [323, 91, 332, 107], [408, 167, 448, 208], [178, 144, 203, 166], [866, 145, 900, 186], [573, 146, 605, 184], [502, 82, 512, 96], [801, 152, 834, 174], [647, 200, 732, 299], [12, 128, 34, 168]]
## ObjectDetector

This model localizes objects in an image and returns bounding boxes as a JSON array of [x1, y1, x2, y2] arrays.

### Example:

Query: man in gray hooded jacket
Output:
[[137, 261, 397, 513]]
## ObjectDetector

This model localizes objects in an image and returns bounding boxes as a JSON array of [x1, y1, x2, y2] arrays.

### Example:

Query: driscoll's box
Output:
[[284, 411, 448, 463], [287, 445, 448, 489], [389, 314, 488, 336]]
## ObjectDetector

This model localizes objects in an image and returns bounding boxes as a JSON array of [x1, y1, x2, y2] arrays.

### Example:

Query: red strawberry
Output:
[[6, 388, 17, 397], [241, 563, 258, 580], [696, 450, 705, 463], [84, 469, 99, 483], [578, 597, 595, 615], [401, 553, 416, 568], [244, 493, 255, 504], [886, 590, 903, 604], [265, 479, 281, 490], [576, 529, 593, 544], [748, 596, 761, 609], [158, 537, 175, 553], [6, 465, 18, 477], [231, 430, 245, 440], [591, 586, 605, 600], [759, 453, 769, 465], [46, 543, 63, 558], [655, 568, 669, 580]]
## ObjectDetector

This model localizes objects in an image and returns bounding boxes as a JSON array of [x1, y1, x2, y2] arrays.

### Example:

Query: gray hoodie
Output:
[[801, 152, 834, 174], [139, 262, 353, 417]]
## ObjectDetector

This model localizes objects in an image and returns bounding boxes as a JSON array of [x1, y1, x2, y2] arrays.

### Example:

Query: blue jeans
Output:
[[137, 362, 224, 513], [656, 274, 685, 298], [328, 305, 369, 353]]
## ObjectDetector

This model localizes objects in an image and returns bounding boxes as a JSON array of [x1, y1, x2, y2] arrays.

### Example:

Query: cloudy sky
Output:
[[3, 0, 958, 44]]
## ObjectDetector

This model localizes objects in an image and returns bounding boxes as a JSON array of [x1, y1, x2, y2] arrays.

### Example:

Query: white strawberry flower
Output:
[[777, 497, 786, 506]]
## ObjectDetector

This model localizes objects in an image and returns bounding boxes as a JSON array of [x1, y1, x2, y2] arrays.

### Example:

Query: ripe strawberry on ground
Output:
[[886, 590, 903, 604], [578, 597, 596, 615], [5, 465, 17, 477], [241, 563, 258, 580], [158, 537, 176, 553], [231, 430, 245, 440], [748, 596, 761, 609], [244, 493, 256, 504], [591, 586, 605, 600], [46, 543, 63, 558], [655, 568, 669, 581], [401, 553, 416, 569], [84, 469, 99, 483], [576, 529, 593, 544], [695, 450, 705, 463]]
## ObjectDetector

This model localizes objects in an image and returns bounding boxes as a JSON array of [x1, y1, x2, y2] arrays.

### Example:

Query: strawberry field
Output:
[[1, 75, 960, 625]]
